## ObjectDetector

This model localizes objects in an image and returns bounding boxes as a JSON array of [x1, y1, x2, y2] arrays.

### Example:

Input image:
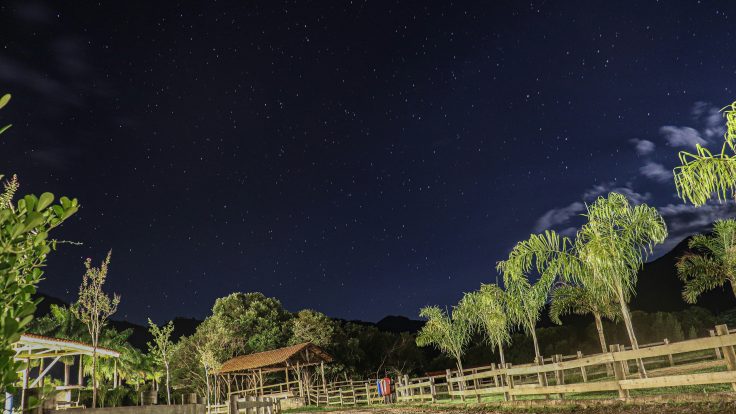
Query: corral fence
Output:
[[208, 396, 280, 414], [217, 323, 736, 412], [394, 323, 736, 402]]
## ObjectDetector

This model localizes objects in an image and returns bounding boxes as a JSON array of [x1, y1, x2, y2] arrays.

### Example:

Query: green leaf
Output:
[[0, 124, 10, 135], [0, 94, 10, 110], [37, 192, 54, 211], [23, 211, 44, 232]]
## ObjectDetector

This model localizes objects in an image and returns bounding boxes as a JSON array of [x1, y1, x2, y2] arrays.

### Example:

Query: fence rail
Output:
[[394, 323, 736, 402]]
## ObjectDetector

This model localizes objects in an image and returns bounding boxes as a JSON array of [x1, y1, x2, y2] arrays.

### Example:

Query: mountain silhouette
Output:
[[631, 236, 736, 313]]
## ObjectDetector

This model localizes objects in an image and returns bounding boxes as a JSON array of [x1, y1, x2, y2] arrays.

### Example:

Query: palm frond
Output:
[[674, 101, 736, 206], [677, 219, 736, 304]]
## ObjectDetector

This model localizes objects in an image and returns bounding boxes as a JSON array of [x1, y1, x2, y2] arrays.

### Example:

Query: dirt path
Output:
[[288, 400, 736, 414]]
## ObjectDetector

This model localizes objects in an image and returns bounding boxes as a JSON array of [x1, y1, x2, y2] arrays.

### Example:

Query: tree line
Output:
[[415, 101, 736, 380]]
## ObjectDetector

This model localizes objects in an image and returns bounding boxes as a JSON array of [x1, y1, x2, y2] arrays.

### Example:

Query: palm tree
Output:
[[497, 230, 571, 361], [415, 305, 471, 373], [457, 284, 511, 365], [674, 100, 736, 206], [549, 283, 619, 354], [677, 219, 736, 303], [573, 193, 667, 377]]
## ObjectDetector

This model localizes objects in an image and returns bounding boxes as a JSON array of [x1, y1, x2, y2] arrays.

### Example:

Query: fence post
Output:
[[445, 369, 453, 400], [662, 338, 675, 366], [429, 377, 436, 402], [490, 363, 499, 388], [715, 324, 736, 391], [553, 354, 564, 386], [535, 356, 548, 389], [711, 329, 723, 359], [364, 383, 370, 405], [229, 394, 238, 414], [610, 344, 629, 399], [504, 363, 513, 402], [576, 351, 588, 383], [472, 368, 481, 403]]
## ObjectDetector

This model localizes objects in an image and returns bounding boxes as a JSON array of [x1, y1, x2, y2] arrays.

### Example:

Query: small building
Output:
[[218, 342, 333, 408], [12, 333, 120, 410]]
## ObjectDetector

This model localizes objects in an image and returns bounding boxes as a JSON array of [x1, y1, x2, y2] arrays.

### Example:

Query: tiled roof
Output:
[[219, 342, 333, 373]]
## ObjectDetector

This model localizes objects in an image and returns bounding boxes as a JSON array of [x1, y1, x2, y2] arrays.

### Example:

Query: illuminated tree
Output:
[[674, 101, 736, 205], [148, 319, 175, 405], [497, 230, 570, 360], [72, 252, 121, 408], [457, 284, 510, 365], [549, 283, 619, 354], [573, 193, 667, 377], [289, 309, 335, 347], [677, 219, 736, 303], [415, 306, 471, 373]]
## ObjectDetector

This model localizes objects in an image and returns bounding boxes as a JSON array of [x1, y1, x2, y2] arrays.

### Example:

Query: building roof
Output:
[[219, 342, 333, 374], [14, 333, 120, 359]]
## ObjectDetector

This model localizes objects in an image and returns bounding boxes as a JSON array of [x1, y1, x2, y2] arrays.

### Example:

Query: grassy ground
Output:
[[284, 400, 736, 414]]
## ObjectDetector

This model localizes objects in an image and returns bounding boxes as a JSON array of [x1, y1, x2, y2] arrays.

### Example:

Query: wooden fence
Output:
[[394, 323, 736, 402]]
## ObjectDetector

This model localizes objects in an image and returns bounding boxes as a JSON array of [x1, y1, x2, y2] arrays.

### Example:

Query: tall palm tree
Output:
[[549, 283, 619, 354], [677, 219, 736, 302], [573, 193, 667, 377], [674, 101, 736, 206], [497, 230, 571, 361], [415, 306, 471, 373], [457, 284, 511, 365]]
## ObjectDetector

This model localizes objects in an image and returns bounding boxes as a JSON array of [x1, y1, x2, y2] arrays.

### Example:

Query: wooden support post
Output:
[[716, 324, 736, 391], [20, 359, 29, 411], [472, 368, 480, 403], [504, 363, 513, 402], [64, 362, 71, 386], [230, 393, 239, 414], [610, 344, 629, 399], [535, 356, 548, 389], [577, 351, 588, 383], [78, 355, 84, 386], [296, 364, 303, 400], [663, 338, 675, 366], [711, 329, 723, 359], [445, 369, 452, 400], [114, 359, 119, 389], [365, 383, 370, 405], [320, 361, 327, 396], [429, 377, 436, 402], [553, 354, 564, 386]]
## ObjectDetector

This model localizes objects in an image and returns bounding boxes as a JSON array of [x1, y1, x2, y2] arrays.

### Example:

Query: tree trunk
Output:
[[165, 362, 171, 405], [617, 285, 647, 378], [204, 368, 211, 408], [529, 326, 541, 359], [593, 312, 608, 354], [455, 357, 465, 392], [92, 347, 98, 408], [498, 343, 506, 366]]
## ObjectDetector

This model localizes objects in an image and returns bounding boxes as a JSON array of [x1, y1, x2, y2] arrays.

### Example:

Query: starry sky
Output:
[[1, 1, 735, 324]]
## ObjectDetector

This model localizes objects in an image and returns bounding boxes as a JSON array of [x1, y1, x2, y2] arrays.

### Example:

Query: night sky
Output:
[[1, 1, 735, 324]]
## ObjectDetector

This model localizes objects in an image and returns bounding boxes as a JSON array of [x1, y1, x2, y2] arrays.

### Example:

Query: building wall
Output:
[[47, 404, 206, 414]]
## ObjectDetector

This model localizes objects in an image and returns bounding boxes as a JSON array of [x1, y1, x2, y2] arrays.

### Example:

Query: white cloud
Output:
[[692, 101, 726, 139], [639, 161, 673, 183], [534, 182, 651, 233], [654, 202, 736, 255], [659, 125, 707, 148], [533, 202, 585, 232], [629, 138, 656, 155], [582, 182, 651, 205]]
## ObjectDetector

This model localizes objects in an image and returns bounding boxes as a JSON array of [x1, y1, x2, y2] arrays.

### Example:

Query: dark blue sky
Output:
[[1, 1, 735, 324]]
